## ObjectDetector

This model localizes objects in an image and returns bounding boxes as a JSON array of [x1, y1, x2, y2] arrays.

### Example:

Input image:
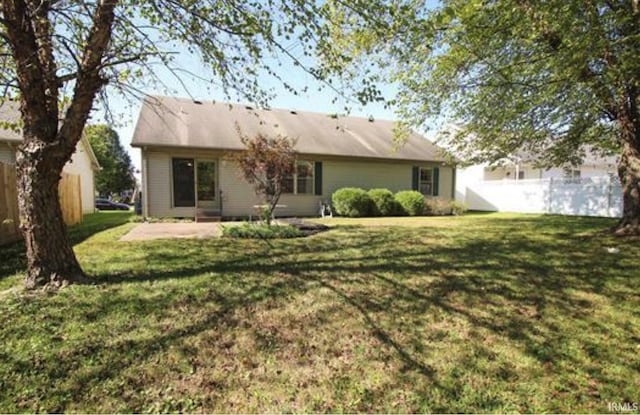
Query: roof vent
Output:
[[245, 105, 253, 110], [368, 115, 374, 122], [329, 113, 338, 119], [193, 100, 203, 105], [290, 110, 297, 115]]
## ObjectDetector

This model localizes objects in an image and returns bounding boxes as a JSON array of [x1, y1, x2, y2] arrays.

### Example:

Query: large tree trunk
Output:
[[2, 0, 118, 289], [16, 143, 86, 289], [614, 119, 640, 235]]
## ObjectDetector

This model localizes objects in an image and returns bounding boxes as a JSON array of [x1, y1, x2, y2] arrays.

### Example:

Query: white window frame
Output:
[[283, 160, 314, 195], [563, 169, 581, 183], [419, 167, 434, 196], [564, 169, 580, 179]]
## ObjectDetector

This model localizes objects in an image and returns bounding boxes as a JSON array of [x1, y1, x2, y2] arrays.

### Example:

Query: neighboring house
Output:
[[473, 153, 618, 182], [435, 125, 619, 201], [0, 102, 101, 214], [455, 153, 618, 201], [131, 95, 455, 219]]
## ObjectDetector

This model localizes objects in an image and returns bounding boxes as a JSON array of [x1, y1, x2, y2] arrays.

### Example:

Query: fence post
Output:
[[547, 177, 553, 213], [607, 175, 612, 217]]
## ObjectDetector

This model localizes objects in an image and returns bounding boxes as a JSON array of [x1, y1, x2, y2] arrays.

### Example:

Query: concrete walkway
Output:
[[119, 222, 233, 241]]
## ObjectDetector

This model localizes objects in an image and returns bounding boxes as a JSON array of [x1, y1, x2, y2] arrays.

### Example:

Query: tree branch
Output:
[[1, 0, 53, 137], [57, 0, 118, 167]]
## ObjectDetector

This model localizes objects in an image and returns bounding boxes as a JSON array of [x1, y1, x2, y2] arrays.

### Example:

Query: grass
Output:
[[0, 212, 639, 412]]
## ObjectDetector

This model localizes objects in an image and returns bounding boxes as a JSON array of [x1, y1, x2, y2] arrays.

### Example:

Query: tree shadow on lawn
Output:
[[0, 212, 133, 281], [3, 216, 638, 412]]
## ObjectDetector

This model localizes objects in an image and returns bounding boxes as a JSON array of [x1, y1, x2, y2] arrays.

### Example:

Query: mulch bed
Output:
[[279, 218, 330, 236]]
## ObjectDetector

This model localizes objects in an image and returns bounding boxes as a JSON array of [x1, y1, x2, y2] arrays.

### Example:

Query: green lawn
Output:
[[1, 212, 639, 413]]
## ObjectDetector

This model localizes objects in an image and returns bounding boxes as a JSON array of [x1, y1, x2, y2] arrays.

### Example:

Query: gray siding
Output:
[[144, 148, 454, 218], [323, 160, 453, 201]]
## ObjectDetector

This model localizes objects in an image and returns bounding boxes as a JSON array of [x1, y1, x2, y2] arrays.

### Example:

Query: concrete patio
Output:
[[119, 222, 237, 241]]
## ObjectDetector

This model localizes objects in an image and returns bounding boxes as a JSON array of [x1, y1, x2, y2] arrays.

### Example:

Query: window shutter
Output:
[[412, 166, 419, 191], [314, 162, 323, 195], [433, 167, 440, 196]]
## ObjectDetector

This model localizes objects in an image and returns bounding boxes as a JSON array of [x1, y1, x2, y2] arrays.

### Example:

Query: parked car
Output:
[[95, 198, 130, 211]]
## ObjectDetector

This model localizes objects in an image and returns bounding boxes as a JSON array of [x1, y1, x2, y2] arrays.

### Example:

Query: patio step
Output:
[[196, 216, 221, 223], [196, 208, 221, 223]]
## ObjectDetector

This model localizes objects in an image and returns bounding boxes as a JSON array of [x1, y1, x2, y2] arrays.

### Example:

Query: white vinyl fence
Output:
[[463, 176, 622, 218]]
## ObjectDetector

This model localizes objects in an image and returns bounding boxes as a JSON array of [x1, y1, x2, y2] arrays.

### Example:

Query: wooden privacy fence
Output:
[[0, 162, 19, 246], [0, 162, 83, 246], [59, 173, 83, 226]]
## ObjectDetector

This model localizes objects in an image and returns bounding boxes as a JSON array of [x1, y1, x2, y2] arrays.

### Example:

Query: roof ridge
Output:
[[145, 94, 397, 124]]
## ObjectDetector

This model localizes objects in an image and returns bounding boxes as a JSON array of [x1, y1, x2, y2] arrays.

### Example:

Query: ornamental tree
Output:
[[231, 131, 297, 226]]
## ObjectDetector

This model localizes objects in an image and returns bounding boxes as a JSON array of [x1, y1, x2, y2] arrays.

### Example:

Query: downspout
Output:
[[451, 165, 457, 201], [142, 148, 149, 219]]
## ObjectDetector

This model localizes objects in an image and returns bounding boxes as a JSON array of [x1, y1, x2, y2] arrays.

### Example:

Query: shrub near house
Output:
[[394, 190, 426, 216], [332, 188, 373, 217], [368, 188, 399, 216], [331, 187, 465, 217]]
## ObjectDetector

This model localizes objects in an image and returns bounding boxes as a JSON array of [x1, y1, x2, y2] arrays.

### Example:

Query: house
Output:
[[454, 152, 619, 201], [434, 124, 619, 202], [131, 95, 455, 219], [0, 102, 101, 214], [469, 152, 618, 182]]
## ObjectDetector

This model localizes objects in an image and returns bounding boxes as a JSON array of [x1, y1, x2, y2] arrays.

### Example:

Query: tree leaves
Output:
[[330, 0, 638, 167], [228, 128, 297, 225], [84, 124, 135, 197]]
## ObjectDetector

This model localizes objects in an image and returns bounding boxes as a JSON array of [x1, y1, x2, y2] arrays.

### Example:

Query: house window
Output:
[[564, 169, 580, 179], [419, 168, 433, 196], [283, 160, 314, 195], [518, 171, 525, 180], [563, 169, 581, 183], [172, 158, 195, 207], [296, 161, 314, 195]]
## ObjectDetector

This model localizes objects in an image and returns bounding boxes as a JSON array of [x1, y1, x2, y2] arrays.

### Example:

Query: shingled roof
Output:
[[0, 101, 23, 142], [132, 95, 449, 163], [0, 100, 100, 169]]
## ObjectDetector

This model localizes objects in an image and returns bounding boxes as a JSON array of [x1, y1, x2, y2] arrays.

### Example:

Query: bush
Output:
[[395, 190, 425, 216], [424, 198, 452, 216], [449, 201, 467, 216], [332, 187, 373, 217], [368, 188, 398, 216], [222, 223, 303, 239]]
